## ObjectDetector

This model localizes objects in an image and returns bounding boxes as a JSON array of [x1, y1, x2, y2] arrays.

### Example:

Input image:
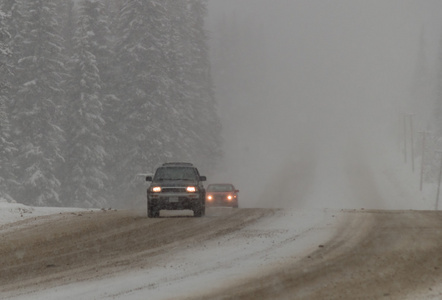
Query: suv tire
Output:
[[148, 203, 160, 218], [193, 200, 205, 217]]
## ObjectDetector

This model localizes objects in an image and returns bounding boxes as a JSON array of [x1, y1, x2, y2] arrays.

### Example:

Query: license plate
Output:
[[169, 197, 179, 202]]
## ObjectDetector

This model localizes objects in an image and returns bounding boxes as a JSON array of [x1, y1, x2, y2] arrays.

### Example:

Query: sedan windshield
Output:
[[207, 185, 234, 192]]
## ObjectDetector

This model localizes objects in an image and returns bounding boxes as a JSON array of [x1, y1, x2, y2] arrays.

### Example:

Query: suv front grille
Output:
[[161, 187, 187, 193]]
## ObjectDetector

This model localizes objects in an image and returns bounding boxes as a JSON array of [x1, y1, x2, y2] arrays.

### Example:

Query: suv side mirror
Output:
[[146, 176, 152, 182], [200, 176, 207, 182], [235, 189, 239, 193]]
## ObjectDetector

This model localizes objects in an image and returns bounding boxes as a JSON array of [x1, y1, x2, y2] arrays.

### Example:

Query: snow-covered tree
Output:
[[11, 0, 67, 206], [61, 0, 109, 208], [0, 0, 25, 99], [92, 0, 121, 206], [178, 0, 222, 169], [57, 0, 77, 58], [105, 0, 222, 203], [0, 7, 12, 110], [0, 6, 16, 202], [0, 0, 221, 207], [110, 0, 171, 201]]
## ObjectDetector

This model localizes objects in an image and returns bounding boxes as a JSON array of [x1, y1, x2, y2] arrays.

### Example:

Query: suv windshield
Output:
[[154, 167, 198, 181]]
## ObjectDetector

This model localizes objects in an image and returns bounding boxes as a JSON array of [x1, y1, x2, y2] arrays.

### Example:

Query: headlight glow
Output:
[[207, 195, 213, 201], [186, 186, 197, 192], [227, 195, 233, 200], [152, 186, 161, 192]]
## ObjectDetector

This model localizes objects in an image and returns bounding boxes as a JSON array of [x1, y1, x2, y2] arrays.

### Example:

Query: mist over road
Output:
[[207, 0, 442, 210]]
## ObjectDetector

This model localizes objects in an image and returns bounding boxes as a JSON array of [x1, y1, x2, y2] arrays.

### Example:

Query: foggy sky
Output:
[[207, 1, 442, 209]]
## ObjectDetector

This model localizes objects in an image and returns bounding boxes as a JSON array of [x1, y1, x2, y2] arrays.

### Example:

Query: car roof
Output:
[[161, 162, 194, 167]]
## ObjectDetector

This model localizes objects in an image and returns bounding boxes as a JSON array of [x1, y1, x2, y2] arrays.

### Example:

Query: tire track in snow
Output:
[[0, 208, 273, 298], [192, 210, 442, 300]]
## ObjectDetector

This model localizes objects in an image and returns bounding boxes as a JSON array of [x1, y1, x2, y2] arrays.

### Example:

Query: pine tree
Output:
[[93, 0, 120, 206], [0, 7, 12, 106], [107, 0, 222, 202], [1, 0, 25, 103], [179, 0, 221, 169], [61, 0, 109, 208], [0, 0, 222, 207], [0, 6, 16, 202], [111, 0, 172, 202], [57, 0, 77, 58], [11, 0, 67, 206]]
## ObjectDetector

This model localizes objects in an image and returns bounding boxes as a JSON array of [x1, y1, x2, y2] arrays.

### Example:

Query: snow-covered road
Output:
[[2, 149, 442, 299], [0, 206, 338, 299], [2, 205, 442, 299]]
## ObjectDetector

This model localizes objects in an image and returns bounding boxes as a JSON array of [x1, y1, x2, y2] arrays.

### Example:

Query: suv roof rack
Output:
[[161, 162, 194, 167]]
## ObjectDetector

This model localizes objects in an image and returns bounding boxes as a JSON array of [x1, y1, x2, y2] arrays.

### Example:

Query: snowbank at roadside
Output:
[[0, 200, 91, 226]]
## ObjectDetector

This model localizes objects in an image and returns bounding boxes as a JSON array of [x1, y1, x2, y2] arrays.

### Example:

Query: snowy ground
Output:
[[2, 146, 442, 299], [0, 204, 339, 299], [0, 200, 94, 226]]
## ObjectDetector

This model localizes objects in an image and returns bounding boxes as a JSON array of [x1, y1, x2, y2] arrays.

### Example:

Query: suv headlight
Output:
[[151, 186, 162, 192], [186, 186, 197, 192]]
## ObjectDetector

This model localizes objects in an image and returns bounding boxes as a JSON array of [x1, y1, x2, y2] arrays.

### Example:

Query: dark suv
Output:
[[146, 162, 206, 218]]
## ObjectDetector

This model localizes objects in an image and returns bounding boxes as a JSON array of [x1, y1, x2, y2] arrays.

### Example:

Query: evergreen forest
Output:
[[0, 0, 221, 207]]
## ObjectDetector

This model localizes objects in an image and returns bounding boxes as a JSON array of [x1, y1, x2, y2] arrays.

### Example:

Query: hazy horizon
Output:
[[207, 0, 442, 209]]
